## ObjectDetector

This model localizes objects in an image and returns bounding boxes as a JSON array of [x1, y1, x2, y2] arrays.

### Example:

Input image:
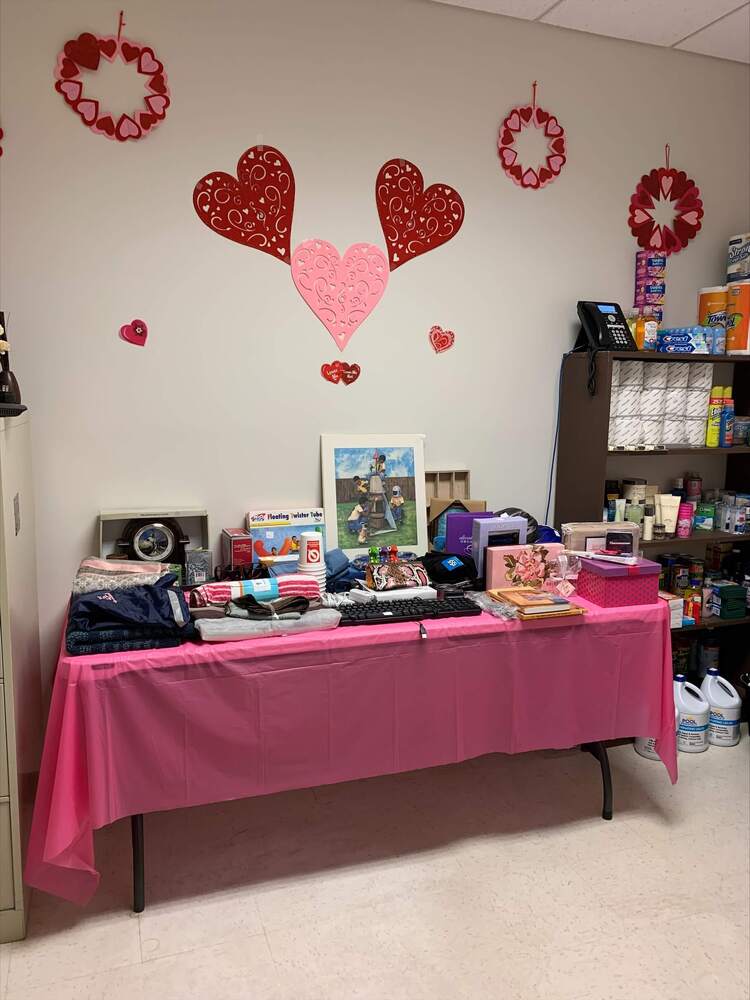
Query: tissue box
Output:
[[576, 557, 661, 607], [445, 512, 495, 558], [486, 543, 565, 589], [221, 528, 254, 569], [471, 516, 528, 577]]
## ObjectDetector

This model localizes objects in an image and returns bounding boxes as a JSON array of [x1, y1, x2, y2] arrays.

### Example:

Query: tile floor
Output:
[[2, 742, 748, 1000]]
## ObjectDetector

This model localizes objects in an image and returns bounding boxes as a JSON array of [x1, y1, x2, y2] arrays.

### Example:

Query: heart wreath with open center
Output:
[[53, 15, 170, 142], [627, 145, 703, 255], [497, 81, 566, 190]]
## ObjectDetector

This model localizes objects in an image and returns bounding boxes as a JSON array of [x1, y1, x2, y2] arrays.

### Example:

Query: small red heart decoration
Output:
[[544, 116, 563, 137], [538, 166, 553, 185], [64, 32, 100, 71], [116, 114, 141, 141], [121, 41, 141, 62], [509, 164, 523, 182], [139, 111, 157, 131], [550, 137, 565, 155], [534, 108, 549, 126], [96, 115, 115, 136], [321, 361, 360, 385], [149, 73, 167, 95], [145, 94, 169, 119], [75, 98, 99, 126], [519, 106, 533, 124], [99, 37, 117, 59], [429, 325, 455, 353], [119, 319, 148, 347], [60, 57, 80, 79], [56, 79, 82, 105], [138, 48, 163, 75]]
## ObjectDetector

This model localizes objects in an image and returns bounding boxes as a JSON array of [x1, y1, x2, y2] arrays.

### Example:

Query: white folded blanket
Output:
[[195, 609, 341, 642]]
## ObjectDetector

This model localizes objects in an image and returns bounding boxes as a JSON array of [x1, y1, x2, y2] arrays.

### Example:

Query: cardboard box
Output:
[[428, 499, 486, 545], [246, 507, 325, 564], [486, 543, 565, 590], [221, 528, 253, 569]]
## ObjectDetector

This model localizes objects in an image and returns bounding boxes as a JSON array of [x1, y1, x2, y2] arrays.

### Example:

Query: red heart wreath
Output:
[[53, 19, 170, 143], [497, 83, 566, 190], [627, 146, 703, 255]]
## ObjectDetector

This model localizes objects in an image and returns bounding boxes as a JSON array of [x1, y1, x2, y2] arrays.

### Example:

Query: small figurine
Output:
[[379, 546, 388, 564], [389, 545, 398, 563], [369, 545, 379, 565]]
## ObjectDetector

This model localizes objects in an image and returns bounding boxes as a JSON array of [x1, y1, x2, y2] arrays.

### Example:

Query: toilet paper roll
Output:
[[639, 388, 666, 416], [610, 386, 619, 416], [685, 388, 710, 418], [608, 418, 617, 449], [662, 416, 686, 445], [666, 362, 690, 388], [610, 360, 620, 388], [664, 387, 688, 415], [611, 416, 643, 447], [685, 418, 707, 447], [687, 362, 713, 390], [618, 360, 644, 387], [642, 417, 664, 446], [615, 386, 641, 416], [643, 363, 669, 389]]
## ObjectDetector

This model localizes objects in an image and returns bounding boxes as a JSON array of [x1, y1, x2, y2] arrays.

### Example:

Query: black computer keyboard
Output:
[[338, 596, 482, 627]]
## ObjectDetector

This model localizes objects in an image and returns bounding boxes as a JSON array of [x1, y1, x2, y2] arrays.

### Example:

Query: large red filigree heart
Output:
[[193, 145, 296, 264], [64, 32, 100, 71], [375, 158, 465, 271]]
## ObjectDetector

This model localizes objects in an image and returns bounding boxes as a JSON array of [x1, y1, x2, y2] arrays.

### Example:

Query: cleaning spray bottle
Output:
[[705, 386, 725, 448]]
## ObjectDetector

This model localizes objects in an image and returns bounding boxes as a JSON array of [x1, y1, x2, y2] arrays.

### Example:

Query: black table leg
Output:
[[582, 742, 613, 820], [131, 814, 145, 913]]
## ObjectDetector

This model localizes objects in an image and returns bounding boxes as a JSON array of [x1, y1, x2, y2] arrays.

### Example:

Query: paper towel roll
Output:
[[643, 363, 669, 389], [687, 363, 713, 391], [640, 388, 666, 416], [615, 386, 641, 416], [685, 418, 707, 447], [619, 361, 644, 387], [663, 416, 686, 444], [611, 416, 643, 447], [642, 418, 664, 446], [666, 363, 690, 388], [664, 387, 688, 415], [685, 388, 710, 418]]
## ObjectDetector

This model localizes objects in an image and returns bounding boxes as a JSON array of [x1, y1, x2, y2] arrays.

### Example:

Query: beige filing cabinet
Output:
[[0, 414, 42, 942]]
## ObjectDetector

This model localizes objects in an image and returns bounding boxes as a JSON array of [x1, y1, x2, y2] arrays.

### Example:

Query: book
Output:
[[517, 606, 586, 621], [488, 587, 572, 615]]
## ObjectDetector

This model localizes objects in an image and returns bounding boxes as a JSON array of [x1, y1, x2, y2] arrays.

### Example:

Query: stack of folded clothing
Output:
[[66, 561, 195, 656], [190, 574, 321, 609]]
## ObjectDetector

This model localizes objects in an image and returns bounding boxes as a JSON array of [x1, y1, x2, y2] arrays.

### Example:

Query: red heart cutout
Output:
[[193, 145, 296, 263], [321, 362, 341, 384], [64, 32, 100, 71], [138, 48, 163, 75], [538, 166, 553, 185], [145, 94, 169, 119], [519, 106, 533, 124], [375, 159, 465, 271], [509, 164, 523, 181], [139, 111, 157, 131], [632, 186, 655, 210], [521, 168, 540, 189], [500, 128, 514, 146], [55, 79, 82, 105], [544, 116, 563, 137], [121, 41, 141, 63], [119, 319, 148, 347], [500, 147, 517, 168], [148, 73, 167, 95], [549, 137, 565, 155], [340, 363, 361, 385], [99, 37, 117, 59], [96, 115, 115, 136], [429, 325, 455, 353], [115, 114, 141, 141], [60, 57, 80, 79], [534, 107, 549, 126], [75, 98, 99, 126]]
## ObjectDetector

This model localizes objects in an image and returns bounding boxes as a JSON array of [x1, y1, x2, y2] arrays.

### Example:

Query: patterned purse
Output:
[[366, 560, 430, 591]]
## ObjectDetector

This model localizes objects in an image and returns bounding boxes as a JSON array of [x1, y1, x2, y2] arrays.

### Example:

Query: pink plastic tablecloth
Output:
[[26, 599, 676, 905]]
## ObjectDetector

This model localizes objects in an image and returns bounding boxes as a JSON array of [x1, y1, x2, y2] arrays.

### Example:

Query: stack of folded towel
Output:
[[189, 574, 321, 608], [66, 560, 195, 656]]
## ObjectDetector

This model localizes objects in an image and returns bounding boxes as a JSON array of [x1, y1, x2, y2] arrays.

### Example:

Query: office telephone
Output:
[[574, 301, 637, 352]]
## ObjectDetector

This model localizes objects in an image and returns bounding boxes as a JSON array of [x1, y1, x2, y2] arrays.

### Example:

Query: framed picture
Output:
[[321, 434, 428, 558]]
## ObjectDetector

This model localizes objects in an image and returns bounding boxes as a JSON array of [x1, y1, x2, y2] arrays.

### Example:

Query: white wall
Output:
[[1, 0, 749, 687]]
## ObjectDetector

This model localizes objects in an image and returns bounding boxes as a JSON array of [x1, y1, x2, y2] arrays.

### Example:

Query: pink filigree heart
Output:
[[429, 325, 455, 353], [291, 240, 388, 351], [119, 318, 148, 347]]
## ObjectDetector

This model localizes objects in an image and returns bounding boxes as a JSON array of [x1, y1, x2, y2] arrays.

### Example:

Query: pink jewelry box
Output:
[[575, 557, 661, 608], [485, 543, 565, 589]]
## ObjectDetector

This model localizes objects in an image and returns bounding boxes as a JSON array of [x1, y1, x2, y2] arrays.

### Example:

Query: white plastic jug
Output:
[[634, 704, 679, 761], [700, 668, 742, 747], [674, 674, 710, 753]]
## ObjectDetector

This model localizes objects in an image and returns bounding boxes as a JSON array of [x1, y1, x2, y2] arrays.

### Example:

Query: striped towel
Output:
[[190, 574, 321, 608]]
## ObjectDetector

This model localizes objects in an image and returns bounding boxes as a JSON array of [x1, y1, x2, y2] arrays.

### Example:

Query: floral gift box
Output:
[[485, 543, 565, 590]]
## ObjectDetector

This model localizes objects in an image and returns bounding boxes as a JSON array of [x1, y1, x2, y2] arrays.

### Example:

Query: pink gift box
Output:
[[485, 543, 565, 589], [575, 557, 661, 608]]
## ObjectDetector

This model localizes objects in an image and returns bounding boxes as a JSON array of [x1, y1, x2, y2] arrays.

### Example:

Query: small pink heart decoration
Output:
[[500, 147, 516, 167], [429, 325, 455, 353], [119, 318, 148, 347], [290, 240, 388, 351]]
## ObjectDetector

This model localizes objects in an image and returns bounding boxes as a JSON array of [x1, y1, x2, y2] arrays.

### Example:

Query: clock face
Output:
[[132, 522, 176, 562]]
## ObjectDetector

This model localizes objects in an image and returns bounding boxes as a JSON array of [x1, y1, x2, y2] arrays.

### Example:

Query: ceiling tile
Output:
[[430, 0, 556, 18], [675, 4, 750, 62], [541, 0, 745, 47]]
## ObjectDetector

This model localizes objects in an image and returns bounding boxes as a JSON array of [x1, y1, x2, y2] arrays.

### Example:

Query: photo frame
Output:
[[321, 434, 428, 559]]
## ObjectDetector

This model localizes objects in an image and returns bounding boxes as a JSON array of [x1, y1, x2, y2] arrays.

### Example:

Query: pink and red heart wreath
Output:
[[375, 159, 465, 270], [53, 15, 170, 142], [627, 145, 703, 255], [497, 82, 566, 190]]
